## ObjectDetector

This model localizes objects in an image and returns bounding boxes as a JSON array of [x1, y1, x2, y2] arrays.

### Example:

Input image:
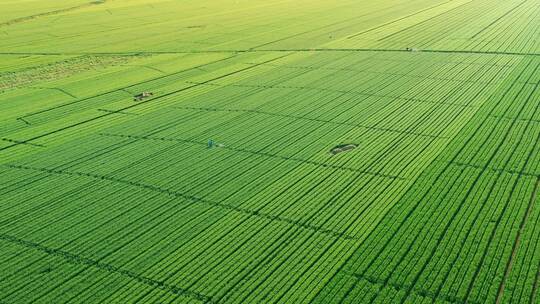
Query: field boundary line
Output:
[[99, 132, 404, 180], [96, 108, 139, 116], [245, 63, 497, 85], [29, 87, 78, 99], [173, 105, 446, 139], [16, 117, 31, 126], [1, 48, 539, 57], [3, 164, 361, 241], [1, 138, 44, 148], [489, 114, 540, 124], [0, 233, 213, 303], [437, 160, 540, 178], [0, 1, 110, 28], [183, 81, 474, 109]]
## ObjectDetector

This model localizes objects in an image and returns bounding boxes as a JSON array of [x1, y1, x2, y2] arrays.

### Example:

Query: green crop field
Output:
[[1, 0, 539, 303]]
